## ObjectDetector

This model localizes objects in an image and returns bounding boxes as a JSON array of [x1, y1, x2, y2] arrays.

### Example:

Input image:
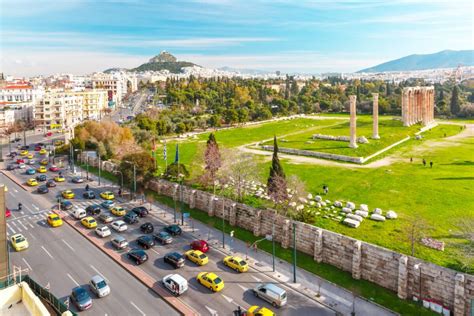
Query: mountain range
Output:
[[358, 50, 474, 73]]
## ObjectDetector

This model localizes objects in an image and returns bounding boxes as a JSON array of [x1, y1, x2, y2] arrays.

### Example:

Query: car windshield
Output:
[[160, 232, 169, 238], [214, 277, 222, 284], [15, 236, 25, 243], [75, 289, 88, 300], [199, 254, 207, 259], [89, 219, 96, 224], [96, 280, 107, 289], [239, 260, 247, 266], [52, 217, 60, 221]]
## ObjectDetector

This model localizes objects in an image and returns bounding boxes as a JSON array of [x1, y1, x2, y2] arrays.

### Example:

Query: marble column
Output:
[[372, 93, 380, 139], [402, 89, 409, 126], [349, 95, 358, 148], [422, 88, 428, 126]]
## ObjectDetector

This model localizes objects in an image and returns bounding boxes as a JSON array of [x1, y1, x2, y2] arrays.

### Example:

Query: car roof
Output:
[[260, 283, 285, 294], [205, 272, 219, 280], [91, 275, 104, 283], [113, 235, 126, 241], [168, 252, 182, 257], [114, 220, 125, 224], [12, 233, 24, 239], [168, 274, 187, 284]]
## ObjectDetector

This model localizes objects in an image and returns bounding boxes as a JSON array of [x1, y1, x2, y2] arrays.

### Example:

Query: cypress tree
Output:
[[267, 136, 287, 202], [450, 86, 460, 116]]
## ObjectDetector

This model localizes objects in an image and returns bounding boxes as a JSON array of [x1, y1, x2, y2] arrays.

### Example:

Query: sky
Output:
[[1, 0, 472, 76]]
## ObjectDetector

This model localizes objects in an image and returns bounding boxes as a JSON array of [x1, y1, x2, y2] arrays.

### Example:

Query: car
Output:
[[45, 132, 53, 137], [154, 231, 173, 244], [162, 274, 188, 296], [190, 240, 209, 253], [60, 200, 73, 210], [18, 163, 26, 169], [6, 164, 16, 171], [131, 206, 149, 217], [253, 284, 287, 307], [34, 146, 41, 151], [11, 234, 29, 251], [111, 206, 126, 216], [100, 191, 114, 200], [247, 306, 275, 316], [111, 220, 127, 232], [83, 190, 96, 199], [6, 208, 11, 218], [185, 250, 209, 266], [46, 179, 56, 187], [40, 159, 49, 165], [36, 174, 47, 182], [164, 252, 185, 268], [28, 159, 36, 165], [47, 213, 63, 227], [27, 154, 34, 159], [89, 275, 110, 298], [123, 211, 138, 224], [99, 214, 113, 223], [36, 142, 44, 147], [8, 151, 18, 157], [27, 178, 38, 186], [16, 158, 25, 164], [86, 204, 101, 216], [19, 145, 29, 151], [81, 216, 97, 229], [111, 235, 128, 249], [127, 249, 148, 265], [37, 185, 49, 194], [39, 148, 47, 155], [101, 200, 115, 209], [72, 176, 84, 183], [62, 190, 75, 199], [20, 150, 28, 156], [223, 256, 249, 273], [54, 175, 65, 182], [136, 235, 155, 249], [70, 287, 92, 311], [164, 224, 182, 236], [49, 165, 60, 172], [95, 225, 111, 238], [140, 222, 154, 234], [36, 166, 47, 173], [26, 168, 36, 175], [197, 272, 224, 292]]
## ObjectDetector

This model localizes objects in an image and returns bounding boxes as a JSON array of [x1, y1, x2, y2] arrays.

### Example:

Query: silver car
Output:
[[89, 275, 110, 298]]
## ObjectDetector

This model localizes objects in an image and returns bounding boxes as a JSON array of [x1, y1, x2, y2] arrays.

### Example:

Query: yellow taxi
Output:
[[36, 166, 47, 173], [40, 159, 49, 165], [27, 178, 38, 186], [11, 234, 29, 251], [185, 250, 209, 266], [81, 216, 97, 229], [54, 175, 65, 182], [111, 206, 126, 216], [3, 185, 7, 192], [47, 214, 63, 227], [100, 191, 114, 200], [20, 150, 29, 156], [62, 190, 75, 199], [197, 272, 224, 292], [39, 148, 47, 155], [223, 256, 249, 273], [247, 306, 275, 316], [27, 153, 34, 159]]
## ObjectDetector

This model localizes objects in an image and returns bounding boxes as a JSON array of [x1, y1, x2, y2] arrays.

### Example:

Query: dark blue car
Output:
[[70, 287, 92, 311]]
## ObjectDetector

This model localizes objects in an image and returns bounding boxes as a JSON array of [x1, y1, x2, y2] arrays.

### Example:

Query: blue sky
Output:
[[1, 0, 472, 76]]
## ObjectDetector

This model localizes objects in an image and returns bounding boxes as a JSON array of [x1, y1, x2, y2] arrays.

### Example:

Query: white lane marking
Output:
[[20, 211, 24, 215], [19, 221, 28, 231], [67, 273, 80, 286], [22, 258, 33, 271], [9, 192, 16, 197], [28, 223, 34, 228], [7, 226, 15, 234], [32, 204, 39, 210], [41, 246, 53, 259], [150, 248, 159, 255], [89, 264, 110, 284], [62, 239, 75, 252], [237, 284, 248, 292], [130, 301, 146, 316], [13, 188, 18, 193], [205, 305, 218, 316], [251, 276, 262, 282], [28, 232, 37, 240], [221, 294, 233, 303], [11, 221, 18, 227]]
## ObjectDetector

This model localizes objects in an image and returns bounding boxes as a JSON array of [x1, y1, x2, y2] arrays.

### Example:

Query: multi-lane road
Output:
[[2, 138, 335, 315]]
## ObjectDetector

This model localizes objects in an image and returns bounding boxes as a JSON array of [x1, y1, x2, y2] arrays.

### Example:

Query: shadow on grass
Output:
[[441, 160, 474, 166], [434, 177, 474, 180]]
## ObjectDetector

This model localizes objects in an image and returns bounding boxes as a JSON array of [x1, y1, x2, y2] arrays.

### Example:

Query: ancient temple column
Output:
[[422, 88, 428, 125], [408, 89, 413, 126], [349, 95, 358, 148], [372, 93, 380, 139], [402, 89, 409, 126]]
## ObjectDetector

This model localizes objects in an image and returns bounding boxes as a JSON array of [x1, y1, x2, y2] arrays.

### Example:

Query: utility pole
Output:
[[133, 163, 136, 201], [180, 177, 184, 225], [293, 221, 297, 283], [222, 199, 225, 249], [272, 218, 276, 272], [98, 154, 101, 186], [86, 156, 89, 180], [23, 126, 26, 147]]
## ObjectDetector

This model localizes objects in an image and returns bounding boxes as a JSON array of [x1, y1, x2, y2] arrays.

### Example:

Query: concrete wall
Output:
[[149, 179, 473, 316]]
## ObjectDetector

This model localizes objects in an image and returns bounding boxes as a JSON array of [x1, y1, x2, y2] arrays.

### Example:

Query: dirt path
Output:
[[239, 121, 474, 169]]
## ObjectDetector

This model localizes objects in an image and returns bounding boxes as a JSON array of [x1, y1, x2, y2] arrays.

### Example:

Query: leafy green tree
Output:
[[224, 108, 238, 125], [267, 136, 288, 203], [450, 85, 461, 116], [175, 122, 186, 134], [119, 151, 157, 188]]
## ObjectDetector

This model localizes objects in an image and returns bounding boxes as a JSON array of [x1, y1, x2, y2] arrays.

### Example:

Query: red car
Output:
[[6, 208, 11, 218], [49, 166, 60, 172], [45, 132, 52, 137], [16, 159, 25, 164], [190, 240, 209, 253], [34, 146, 42, 151]]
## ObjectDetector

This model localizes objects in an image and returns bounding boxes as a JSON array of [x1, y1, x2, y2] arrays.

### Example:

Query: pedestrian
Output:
[[85, 184, 89, 191], [422, 159, 426, 167], [118, 188, 122, 197], [410, 157, 413, 163], [430, 161, 433, 168], [444, 133, 446, 137]]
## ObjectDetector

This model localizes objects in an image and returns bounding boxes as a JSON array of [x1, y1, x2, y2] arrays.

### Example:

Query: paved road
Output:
[[2, 168, 177, 314], [4, 151, 335, 315]]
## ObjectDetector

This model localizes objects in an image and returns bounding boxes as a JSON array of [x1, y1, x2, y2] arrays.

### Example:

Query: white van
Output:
[[162, 274, 188, 296], [253, 283, 287, 307], [72, 208, 86, 219]]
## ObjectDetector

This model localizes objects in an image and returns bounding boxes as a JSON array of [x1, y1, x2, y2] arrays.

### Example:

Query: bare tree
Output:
[[403, 215, 431, 256], [219, 149, 258, 201], [201, 133, 221, 188], [454, 219, 474, 272]]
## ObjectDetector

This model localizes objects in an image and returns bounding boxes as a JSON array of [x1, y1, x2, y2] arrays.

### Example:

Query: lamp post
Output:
[[178, 173, 184, 225], [115, 170, 124, 190], [98, 154, 101, 186], [74, 149, 82, 177], [272, 212, 276, 272], [86, 155, 89, 180], [292, 221, 297, 283], [124, 160, 136, 200]]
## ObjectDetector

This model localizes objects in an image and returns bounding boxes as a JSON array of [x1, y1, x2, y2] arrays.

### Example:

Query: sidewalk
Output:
[[82, 173, 397, 316]]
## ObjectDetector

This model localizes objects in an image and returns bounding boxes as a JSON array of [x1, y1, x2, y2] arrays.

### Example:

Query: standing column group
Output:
[[372, 93, 380, 139], [401, 86, 435, 127], [349, 95, 358, 148]]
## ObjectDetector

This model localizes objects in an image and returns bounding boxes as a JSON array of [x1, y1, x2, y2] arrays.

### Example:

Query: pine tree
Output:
[[267, 136, 288, 203], [450, 86, 461, 116]]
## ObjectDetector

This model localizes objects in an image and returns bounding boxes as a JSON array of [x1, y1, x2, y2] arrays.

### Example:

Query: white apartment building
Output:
[[35, 90, 84, 131], [0, 107, 15, 129], [0, 83, 44, 129], [77, 89, 108, 120], [91, 72, 138, 107]]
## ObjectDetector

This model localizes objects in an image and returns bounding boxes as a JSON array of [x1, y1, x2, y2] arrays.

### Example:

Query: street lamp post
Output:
[[179, 174, 184, 225], [98, 154, 101, 186], [124, 160, 137, 200], [74, 149, 82, 177], [293, 221, 297, 283], [115, 170, 124, 190], [272, 214, 276, 272], [86, 156, 89, 180]]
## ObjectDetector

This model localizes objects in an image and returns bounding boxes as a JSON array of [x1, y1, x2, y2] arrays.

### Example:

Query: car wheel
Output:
[[211, 287, 216, 292], [272, 302, 277, 307], [136, 260, 140, 265], [253, 291, 258, 297]]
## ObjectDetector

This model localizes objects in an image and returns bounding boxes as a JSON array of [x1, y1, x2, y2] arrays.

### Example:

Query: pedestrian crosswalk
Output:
[[6, 210, 51, 236]]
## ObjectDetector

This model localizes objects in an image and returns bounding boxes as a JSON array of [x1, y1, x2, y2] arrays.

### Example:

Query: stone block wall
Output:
[[260, 145, 364, 164]]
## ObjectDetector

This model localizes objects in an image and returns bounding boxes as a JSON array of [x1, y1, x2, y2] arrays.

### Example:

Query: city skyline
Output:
[[1, 0, 472, 76]]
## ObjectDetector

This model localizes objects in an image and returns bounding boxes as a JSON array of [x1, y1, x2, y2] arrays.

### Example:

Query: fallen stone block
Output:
[[355, 210, 369, 218], [333, 201, 342, 207], [343, 218, 360, 228], [347, 213, 363, 222], [373, 208, 383, 215], [386, 210, 398, 219], [315, 195, 322, 202], [341, 207, 352, 213], [360, 204, 369, 212], [370, 214, 386, 221], [346, 201, 356, 210]]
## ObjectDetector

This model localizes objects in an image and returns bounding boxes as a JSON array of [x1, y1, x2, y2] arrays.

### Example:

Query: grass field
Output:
[[153, 116, 473, 271]]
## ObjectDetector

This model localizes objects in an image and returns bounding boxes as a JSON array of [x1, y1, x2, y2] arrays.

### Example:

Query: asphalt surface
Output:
[[2, 154, 177, 315]]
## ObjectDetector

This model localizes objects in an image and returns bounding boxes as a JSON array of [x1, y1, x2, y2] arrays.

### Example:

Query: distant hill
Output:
[[358, 50, 474, 73], [104, 51, 199, 73]]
